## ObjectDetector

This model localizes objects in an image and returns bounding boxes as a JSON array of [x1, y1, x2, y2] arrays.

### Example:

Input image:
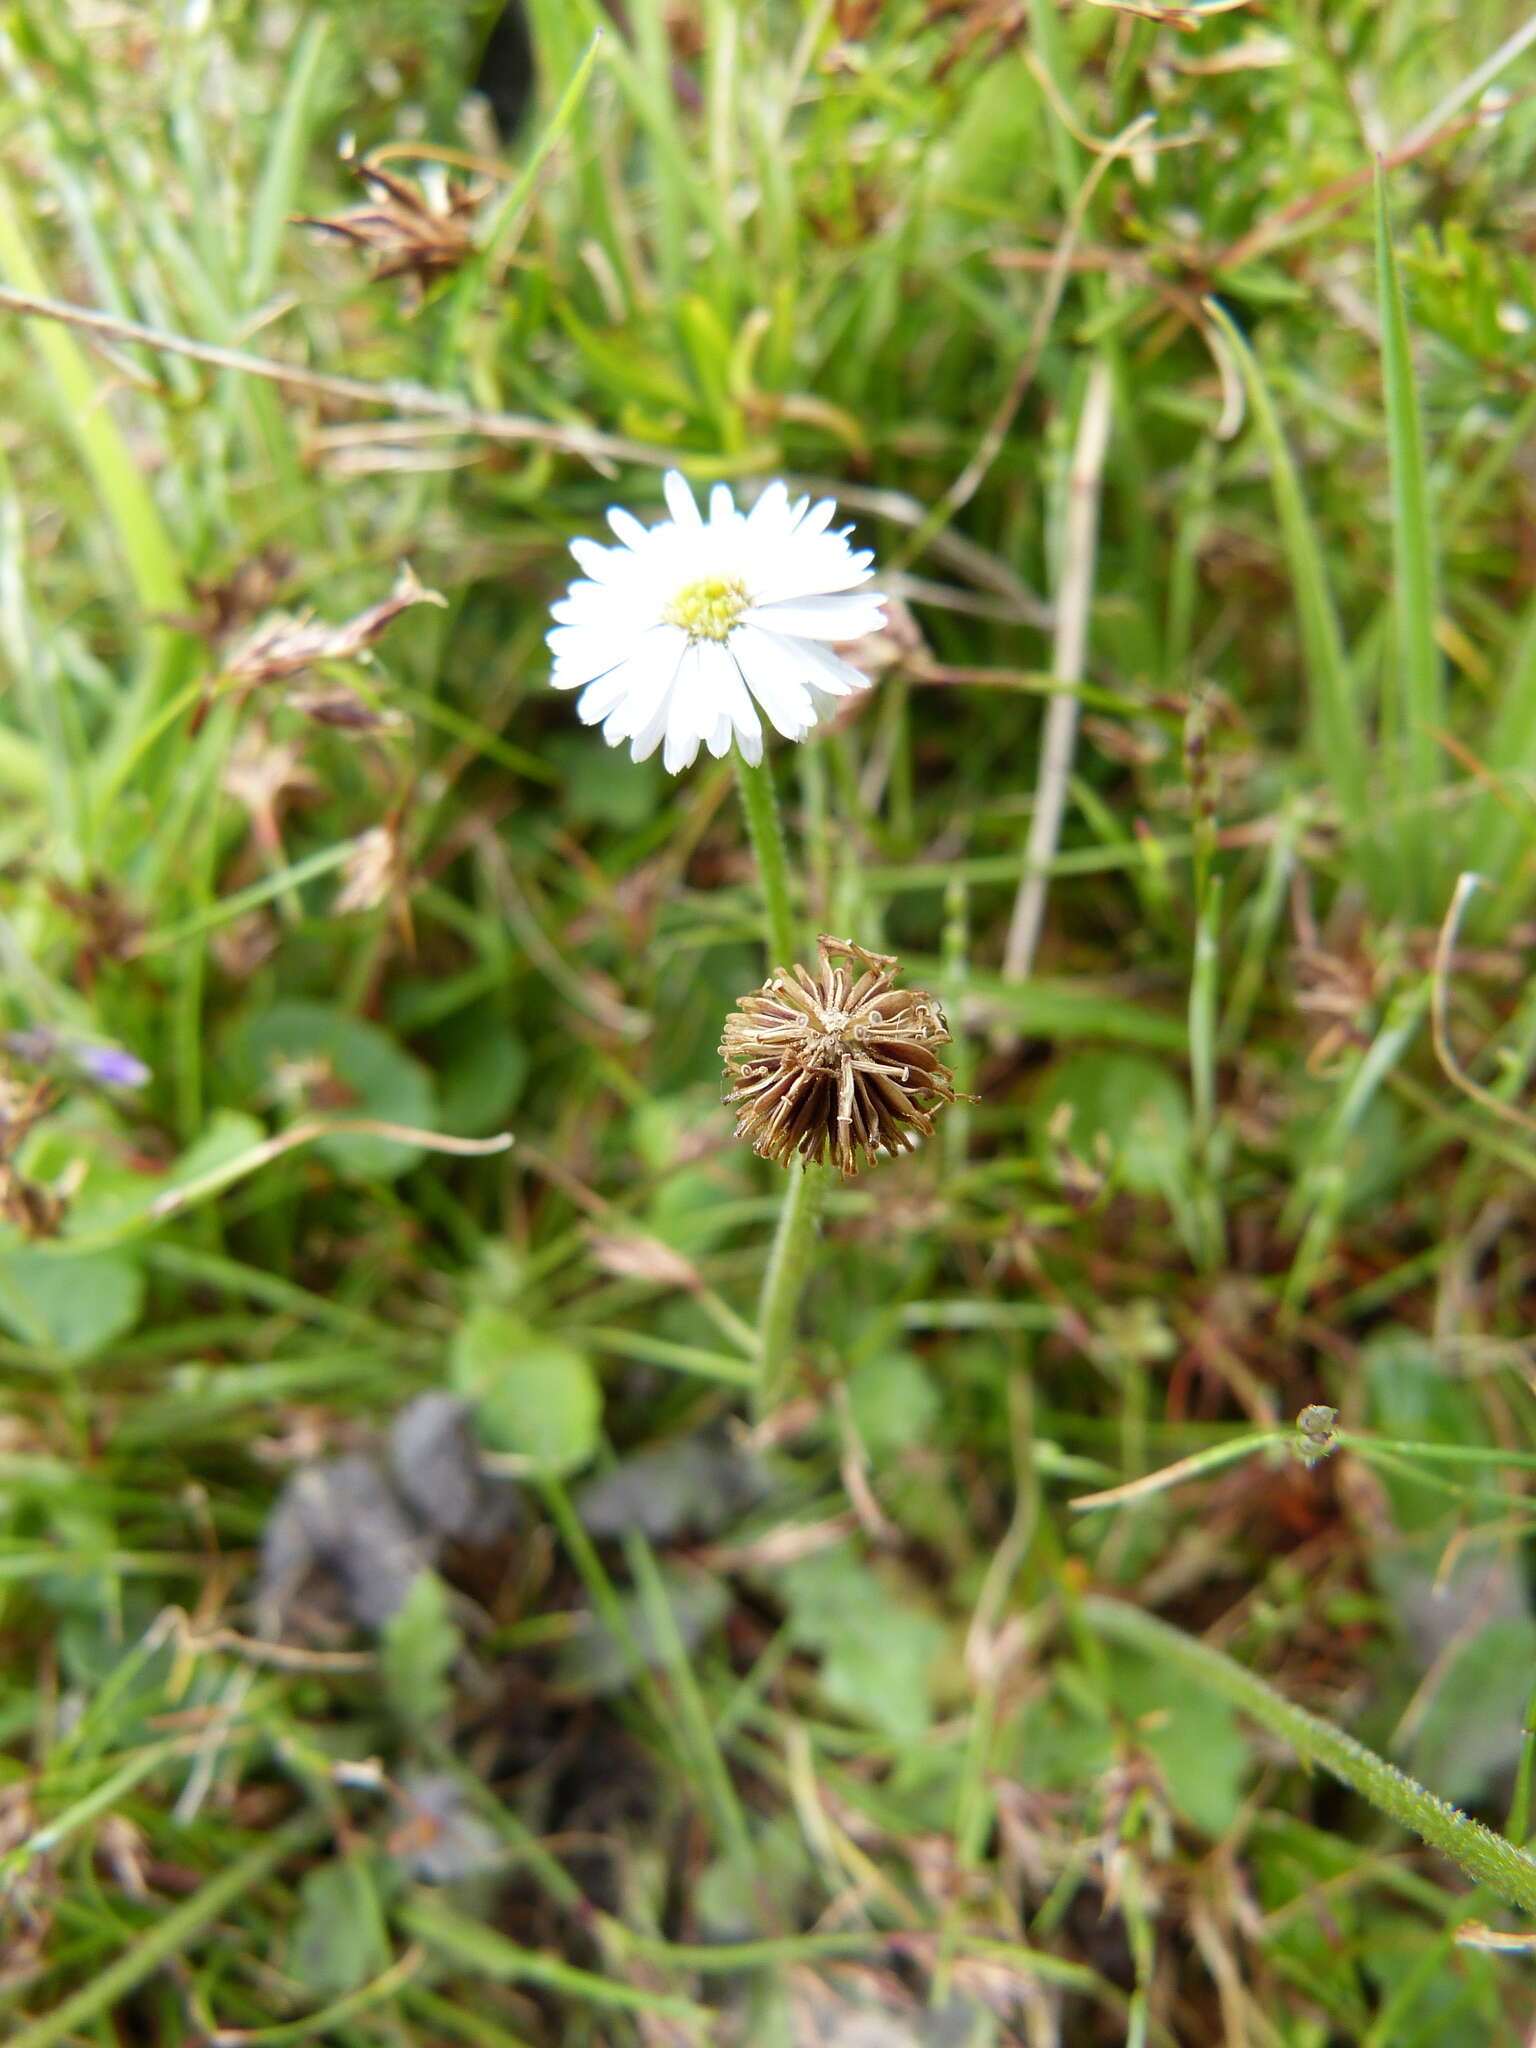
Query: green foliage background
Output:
[[4, 1, 1536, 2042]]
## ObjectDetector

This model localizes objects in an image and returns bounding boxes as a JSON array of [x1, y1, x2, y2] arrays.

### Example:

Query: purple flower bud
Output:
[[78, 1045, 151, 1089], [5, 1027, 150, 1089]]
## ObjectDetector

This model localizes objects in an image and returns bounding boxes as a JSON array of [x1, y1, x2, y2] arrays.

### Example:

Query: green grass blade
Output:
[[400, 1899, 713, 2023], [1204, 300, 1373, 872], [0, 180, 189, 630], [1468, 580, 1536, 898], [6, 1810, 327, 2048], [242, 15, 332, 306], [1375, 161, 1444, 917]]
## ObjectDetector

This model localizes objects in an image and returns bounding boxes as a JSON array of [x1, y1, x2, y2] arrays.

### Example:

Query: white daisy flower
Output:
[[547, 471, 886, 774]]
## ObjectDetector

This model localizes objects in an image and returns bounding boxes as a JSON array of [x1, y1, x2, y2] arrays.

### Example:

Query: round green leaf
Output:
[[452, 1307, 601, 1476], [242, 1000, 437, 1180], [0, 1248, 144, 1360], [1031, 1051, 1191, 1197]]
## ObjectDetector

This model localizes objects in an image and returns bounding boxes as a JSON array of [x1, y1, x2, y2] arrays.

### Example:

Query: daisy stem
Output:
[[754, 1160, 827, 1419], [733, 749, 826, 1414], [733, 753, 799, 971]]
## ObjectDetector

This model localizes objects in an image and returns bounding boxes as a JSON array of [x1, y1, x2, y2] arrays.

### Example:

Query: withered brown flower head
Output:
[[296, 157, 480, 299], [221, 565, 445, 695], [720, 936, 961, 1176]]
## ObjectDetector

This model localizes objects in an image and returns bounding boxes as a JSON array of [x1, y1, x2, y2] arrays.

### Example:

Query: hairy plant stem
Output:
[[733, 751, 799, 972], [754, 1159, 827, 1419], [1087, 1597, 1536, 1916], [733, 749, 825, 1413]]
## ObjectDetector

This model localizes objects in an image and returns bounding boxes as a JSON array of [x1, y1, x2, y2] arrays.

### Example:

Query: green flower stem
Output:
[[1086, 1596, 1536, 1916], [754, 1159, 827, 1419], [733, 746, 826, 1415], [734, 751, 799, 970]]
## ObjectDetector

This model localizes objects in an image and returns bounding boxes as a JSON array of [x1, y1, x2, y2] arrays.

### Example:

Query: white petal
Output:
[[709, 482, 737, 526], [596, 626, 687, 743], [734, 715, 765, 767], [629, 687, 675, 761], [751, 546, 876, 604], [571, 536, 623, 581], [661, 642, 709, 773], [748, 480, 790, 531], [682, 641, 746, 766], [663, 725, 700, 772], [706, 641, 763, 760], [745, 592, 887, 639], [548, 624, 654, 686], [576, 662, 641, 724], [552, 582, 653, 630], [729, 623, 816, 739], [663, 470, 701, 527], [606, 505, 650, 549], [549, 586, 605, 626], [774, 632, 873, 699]]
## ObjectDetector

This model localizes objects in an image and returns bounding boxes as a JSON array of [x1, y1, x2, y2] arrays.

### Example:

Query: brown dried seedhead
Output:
[[296, 156, 480, 300], [720, 937, 962, 1176], [221, 565, 444, 696]]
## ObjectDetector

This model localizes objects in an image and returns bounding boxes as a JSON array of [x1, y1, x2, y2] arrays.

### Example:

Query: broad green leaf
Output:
[[1031, 1051, 1191, 1197], [780, 1546, 945, 1744], [1107, 1646, 1251, 1839], [1009, 1646, 1250, 1840], [380, 1569, 460, 1732], [0, 1248, 144, 1359], [290, 1856, 391, 1997], [452, 1307, 601, 1476], [1407, 1613, 1535, 1807], [241, 1000, 437, 1179], [431, 1007, 528, 1138], [846, 1352, 940, 1458]]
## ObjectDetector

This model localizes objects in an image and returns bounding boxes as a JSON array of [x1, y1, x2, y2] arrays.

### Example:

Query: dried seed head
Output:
[[221, 565, 445, 693], [296, 155, 481, 300], [720, 935, 962, 1176]]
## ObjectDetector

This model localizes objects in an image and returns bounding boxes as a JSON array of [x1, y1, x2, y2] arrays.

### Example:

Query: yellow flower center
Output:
[[663, 573, 751, 643]]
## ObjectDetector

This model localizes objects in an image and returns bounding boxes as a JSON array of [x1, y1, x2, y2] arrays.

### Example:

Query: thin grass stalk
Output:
[[241, 16, 331, 305], [1506, 1665, 1536, 1847], [1394, 9, 1536, 155], [621, 1526, 754, 1873], [400, 1899, 712, 2024], [6, 1809, 328, 2048], [0, 452, 83, 859], [0, 187, 196, 789], [1002, 358, 1114, 988], [1375, 163, 1444, 920], [1204, 300, 1377, 885], [1470, 582, 1536, 903], [439, 31, 602, 366]]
